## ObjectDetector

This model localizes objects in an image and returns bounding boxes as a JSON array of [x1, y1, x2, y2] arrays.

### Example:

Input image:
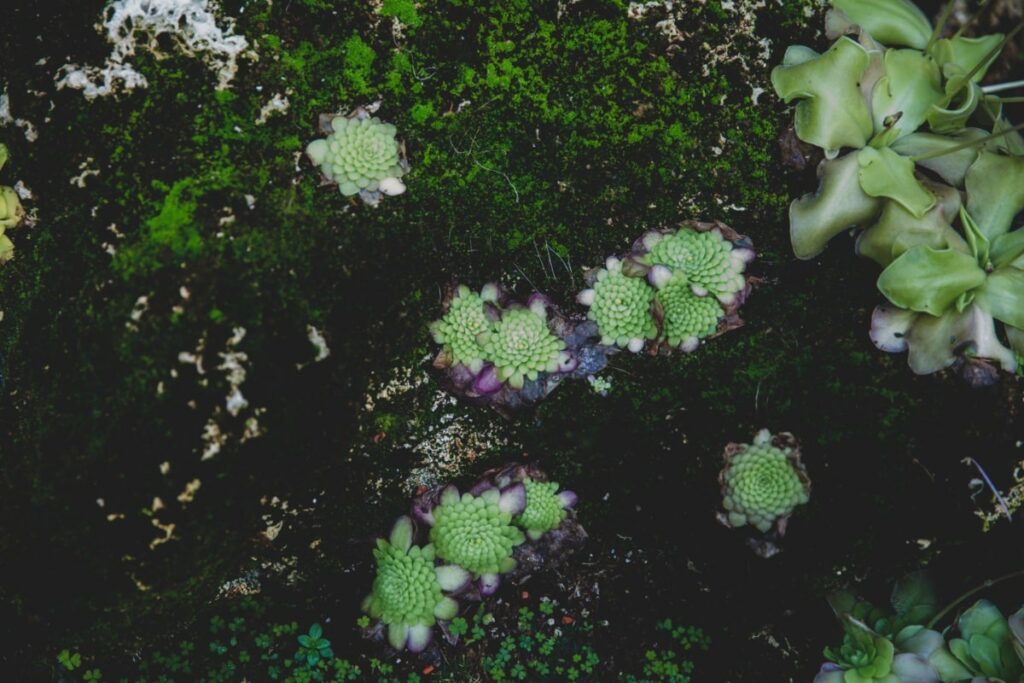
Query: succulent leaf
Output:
[[791, 152, 882, 259], [770, 37, 874, 157], [830, 0, 932, 49], [964, 152, 1024, 242], [857, 147, 935, 218], [877, 247, 986, 316], [429, 490, 525, 577]]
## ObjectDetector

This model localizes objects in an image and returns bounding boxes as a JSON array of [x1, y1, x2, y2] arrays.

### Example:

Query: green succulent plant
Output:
[[947, 600, 1023, 681], [577, 257, 657, 352], [719, 429, 810, 534], [641, 228, 750, 303], [430, 284, 497, 373], [654, 272, 723, 352], [0, 144, 24, 263], [514, 477, 574, 540], [773, 0, 1024, 381], [870, 196, 1024, 376], [818, 616, 938, 683], [305, 115, 406, 196], [477, 303, 568, 389], [362, 516, 468, 652], [429, 486, 525, 580]]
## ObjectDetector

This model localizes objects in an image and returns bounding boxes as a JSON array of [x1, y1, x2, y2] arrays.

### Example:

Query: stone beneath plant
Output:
[[717, 429, 810, 556], [306, 107, 408, 204], [362, 516, 469, 653]]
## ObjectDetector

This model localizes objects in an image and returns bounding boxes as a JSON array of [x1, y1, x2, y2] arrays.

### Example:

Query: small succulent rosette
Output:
[[305, 104, 410, 206], [472, 463, 586, 574], [430, 283, 607, 414], [411, 481, 528, 598], [361, 515, 471, 654], [717, 429, 810, 558], [0, 144, 25, 263]]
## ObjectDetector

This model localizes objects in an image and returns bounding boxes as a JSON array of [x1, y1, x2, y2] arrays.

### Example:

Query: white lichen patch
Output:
[[0, 92, 41, 143], [297, 324, 330, 368], [255, 92, 290, 125], [56, 0, 252, 99], [70, 158, 101, 188]]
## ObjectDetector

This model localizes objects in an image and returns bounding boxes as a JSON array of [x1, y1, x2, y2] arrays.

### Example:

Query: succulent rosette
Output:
[[652, 271, 724, 352], [639, 225, 754, 304], [362, 516, 470, 653], [477, 300, 571, 390], [817, 616, 939, 683], [513, 477, 576, 540], [416, 484, 526, 596], [717, 429, 810, 546], [0, 144, 25, 263], [305, 107, 408, 201], [429, 284, 498, 373], [577, 256, 657, 352]]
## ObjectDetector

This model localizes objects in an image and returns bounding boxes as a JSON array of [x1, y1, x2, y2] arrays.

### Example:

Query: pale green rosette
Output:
[[653, 272, 723, 352], [306, 114, 407, 196], [477, 302, 568, 390], [719, 430, 810, 535], [577, 256, 656, 352], [362, 516, 469, 653], [430, 284, 497, 373]]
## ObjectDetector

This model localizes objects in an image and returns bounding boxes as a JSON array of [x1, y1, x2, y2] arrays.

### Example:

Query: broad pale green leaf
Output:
[[973, 267, 1024, 329], [904, 305, 1016, 375], [857, 146, 935, 218], [930, 34, 1004, 82], [870, 49, 943, 141], [994, 229, 1024, 268], [890, 129, 986, 188], [771, 37, 873, 157], [790, 152, 882, 259], [877, 246, 986, 315], [965, 151, 1024, 240], [856, 182, 966, 267], [831, 0, 932, 49]]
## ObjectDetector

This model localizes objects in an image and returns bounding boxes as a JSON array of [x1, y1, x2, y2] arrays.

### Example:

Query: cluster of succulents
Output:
[[0, 144, 25, 263], [305, 107, 408, 203], [773, 0, 1024, 384], [430, 283, 593, 414], [579, 221, 755, 353], [817, 573, 1024, 683], [717, 429, 811, 557], [430, 222, 754, 412], [362, 464, 582, 654]]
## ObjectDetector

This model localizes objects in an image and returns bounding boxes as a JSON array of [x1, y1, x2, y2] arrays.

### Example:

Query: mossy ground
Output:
[[1, 0, 1022, 680]]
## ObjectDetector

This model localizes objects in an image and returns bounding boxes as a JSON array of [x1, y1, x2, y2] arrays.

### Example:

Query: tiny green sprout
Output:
[[57, 649, 82, 671], [295, 623, 333, 667]]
